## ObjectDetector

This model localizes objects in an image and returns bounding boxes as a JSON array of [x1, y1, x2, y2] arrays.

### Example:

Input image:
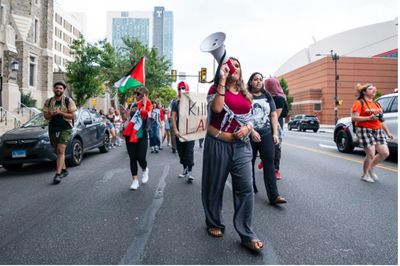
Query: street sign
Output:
[[179, 72, 186, 80]]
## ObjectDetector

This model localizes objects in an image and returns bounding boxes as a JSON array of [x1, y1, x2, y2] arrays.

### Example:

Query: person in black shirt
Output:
[[265, 77, 288, 180], [170, 81, 195, 182], [43, 81, 77, 184]]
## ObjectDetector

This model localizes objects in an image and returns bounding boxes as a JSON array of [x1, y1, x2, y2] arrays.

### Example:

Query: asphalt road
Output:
[[0, 130, 397, 264]]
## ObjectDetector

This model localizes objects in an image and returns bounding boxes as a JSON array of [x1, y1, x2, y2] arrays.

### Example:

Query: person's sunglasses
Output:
[[179, 87, 185, 90], [135, 92, 143, 96]]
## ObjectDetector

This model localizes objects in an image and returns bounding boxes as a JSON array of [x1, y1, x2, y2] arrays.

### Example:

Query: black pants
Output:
[[176, 137, 195, 171], [251, 131, 279, 203], [275, 117, 284, 170], [125, 136, 148, 176]]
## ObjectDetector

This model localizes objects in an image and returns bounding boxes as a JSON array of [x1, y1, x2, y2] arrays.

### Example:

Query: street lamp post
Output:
[[316, 50, 340, 124]]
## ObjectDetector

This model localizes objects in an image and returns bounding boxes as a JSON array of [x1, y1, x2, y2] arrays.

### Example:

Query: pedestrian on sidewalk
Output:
[[43, 81, 77, 184], [248, 72, 287, 205], [106, 107, 117, 148], [265, 77, 288, 180], [201, 58, 263, 252], [170, 81, 195, 182], [122, 87, 152, 190], [114, 109, 123, 147], [351, 83, 393, 183]]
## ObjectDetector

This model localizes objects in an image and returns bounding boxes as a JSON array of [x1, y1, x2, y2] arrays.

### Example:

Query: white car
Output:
[[334, 93, 398, 154]]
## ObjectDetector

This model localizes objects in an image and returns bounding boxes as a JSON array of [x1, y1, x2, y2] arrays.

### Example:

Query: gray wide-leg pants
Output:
[[201, 135, 258, 241]]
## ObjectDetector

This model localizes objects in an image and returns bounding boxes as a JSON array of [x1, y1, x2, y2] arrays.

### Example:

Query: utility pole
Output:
[[316, 50, 340, 124]]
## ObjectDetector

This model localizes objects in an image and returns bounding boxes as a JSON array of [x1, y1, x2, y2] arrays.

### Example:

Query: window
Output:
[[55, 13, 63, 25], [33, 18, 39, 43], [313, 103, 321, 111], [0, 5, 5, 25], [389, 96, 397, 113], [80, 110, 92, 123], [376, 97, 392, 113], [29, 56, 36, 87]]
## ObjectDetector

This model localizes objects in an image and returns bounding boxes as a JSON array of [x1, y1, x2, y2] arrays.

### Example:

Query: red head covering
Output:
[[177, 81, 190, 97], [264, 78, 286, 99]]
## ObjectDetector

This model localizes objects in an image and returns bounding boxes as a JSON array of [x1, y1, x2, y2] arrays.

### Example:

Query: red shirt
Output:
[[208, 84, 252, 133]]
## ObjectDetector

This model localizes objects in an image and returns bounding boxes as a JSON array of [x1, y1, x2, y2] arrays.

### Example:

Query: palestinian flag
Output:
[[114, 57, 145, 93]]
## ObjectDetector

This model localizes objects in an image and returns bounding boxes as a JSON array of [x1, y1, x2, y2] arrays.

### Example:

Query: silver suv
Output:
[[334, 93, 398, 154]]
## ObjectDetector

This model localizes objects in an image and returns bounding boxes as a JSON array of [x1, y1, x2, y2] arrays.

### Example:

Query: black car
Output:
[[288, 114, 320, 132], [0, 108, 110, 171]]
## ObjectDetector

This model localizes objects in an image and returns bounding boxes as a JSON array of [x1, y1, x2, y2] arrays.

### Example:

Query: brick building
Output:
[[275, 19, 398, 125], [282, 56, 397, 124]]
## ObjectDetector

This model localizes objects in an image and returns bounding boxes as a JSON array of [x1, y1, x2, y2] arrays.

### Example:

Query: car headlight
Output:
[[39, 137, 50, 145]]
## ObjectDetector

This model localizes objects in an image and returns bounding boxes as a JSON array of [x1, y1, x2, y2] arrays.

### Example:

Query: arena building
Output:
[[275, 18, 398, 125]]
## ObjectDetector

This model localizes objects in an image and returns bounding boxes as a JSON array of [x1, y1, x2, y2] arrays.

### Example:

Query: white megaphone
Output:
[[200, 32, 236, 75]]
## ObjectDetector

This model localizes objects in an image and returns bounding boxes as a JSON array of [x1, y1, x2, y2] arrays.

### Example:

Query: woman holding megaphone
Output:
[[201, 57, 263, 252]]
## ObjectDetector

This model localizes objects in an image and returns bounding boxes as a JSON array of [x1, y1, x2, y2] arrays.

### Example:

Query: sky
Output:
[[56, 0, 398, 85]]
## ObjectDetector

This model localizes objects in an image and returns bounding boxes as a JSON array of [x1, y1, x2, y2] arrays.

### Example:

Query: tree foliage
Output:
[[149, 86, 177, 106], [66, 36, 103, 107], [66, 36, 174, 107], [279, 77, 294, 112]]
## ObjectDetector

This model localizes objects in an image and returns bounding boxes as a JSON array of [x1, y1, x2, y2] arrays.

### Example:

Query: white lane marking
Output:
[[319, 144, 338, 150], [120, 165, 170, 265]]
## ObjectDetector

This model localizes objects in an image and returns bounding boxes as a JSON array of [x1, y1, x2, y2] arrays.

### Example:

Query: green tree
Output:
[[279, 77, 294, 112], [98, 40, 121, 98], [115, 37, 172, 103], [66, 36, 103, 107], [149, 86, 177, 106]]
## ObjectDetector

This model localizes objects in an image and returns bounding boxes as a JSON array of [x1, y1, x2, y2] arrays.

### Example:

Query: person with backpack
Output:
[[265, 77, 288, 180], [351, 83, 393, 183], [43, 81, 77, 184], [248, 72, 287, 204]]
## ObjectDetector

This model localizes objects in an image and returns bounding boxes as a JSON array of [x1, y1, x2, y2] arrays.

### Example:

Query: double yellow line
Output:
[[284, 142, 398, 172]]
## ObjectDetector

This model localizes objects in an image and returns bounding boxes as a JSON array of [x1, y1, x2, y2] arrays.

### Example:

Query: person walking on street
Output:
[[171, 81, 196, 182], [265, 77, 288, 180], [114, 109, 123, 147], [149, 100, 161, 153], [201, 58, 263, 252], [162, 108, 172, 147], [43, 81, 77, 184], [122, 87, 152, 190], [168, 99, 177, 153], [248, 72, 287, 204], [351, 83, 393, 183]]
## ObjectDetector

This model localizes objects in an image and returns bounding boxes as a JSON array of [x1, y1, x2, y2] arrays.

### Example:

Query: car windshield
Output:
[[305, 116, 317, 119], [22, 113, 46, 127], [22, 111, 79, 127]]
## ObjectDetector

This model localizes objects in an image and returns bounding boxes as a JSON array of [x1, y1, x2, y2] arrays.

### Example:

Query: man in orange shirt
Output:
[[351, 83, 393, 183]]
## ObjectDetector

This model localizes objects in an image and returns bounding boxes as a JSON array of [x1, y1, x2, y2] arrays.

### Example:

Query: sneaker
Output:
[[159, 146, 163, 150], [186, 171, 194, 182], [155, 149, 159, 153], [130, 179, 140, 190], [275, 170, 282, 180], [172, 148, 176, 154], [368, 169, 379, 181], [142, 168, 149, 184], [361, 173, 375, 183], [60, 169, 69, 178], [179, 168, 188, 178], [53, 174, 62, 184]]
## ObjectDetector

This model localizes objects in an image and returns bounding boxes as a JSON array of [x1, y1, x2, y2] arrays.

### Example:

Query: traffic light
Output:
[[200, 67, 207, 83], [171, 69, 177, 82]]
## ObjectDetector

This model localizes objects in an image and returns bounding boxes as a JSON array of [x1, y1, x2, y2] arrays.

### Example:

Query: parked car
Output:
[[334, 93, 398, 154], [288, 114, 320, 132], [0, 108, 110, 171]]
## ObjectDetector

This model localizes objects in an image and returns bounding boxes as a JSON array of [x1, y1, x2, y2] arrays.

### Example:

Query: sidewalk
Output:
[[318, 124, 335, 134]]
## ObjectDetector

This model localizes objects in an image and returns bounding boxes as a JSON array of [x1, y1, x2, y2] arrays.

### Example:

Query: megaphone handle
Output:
[[219, 50, 226, 65]]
